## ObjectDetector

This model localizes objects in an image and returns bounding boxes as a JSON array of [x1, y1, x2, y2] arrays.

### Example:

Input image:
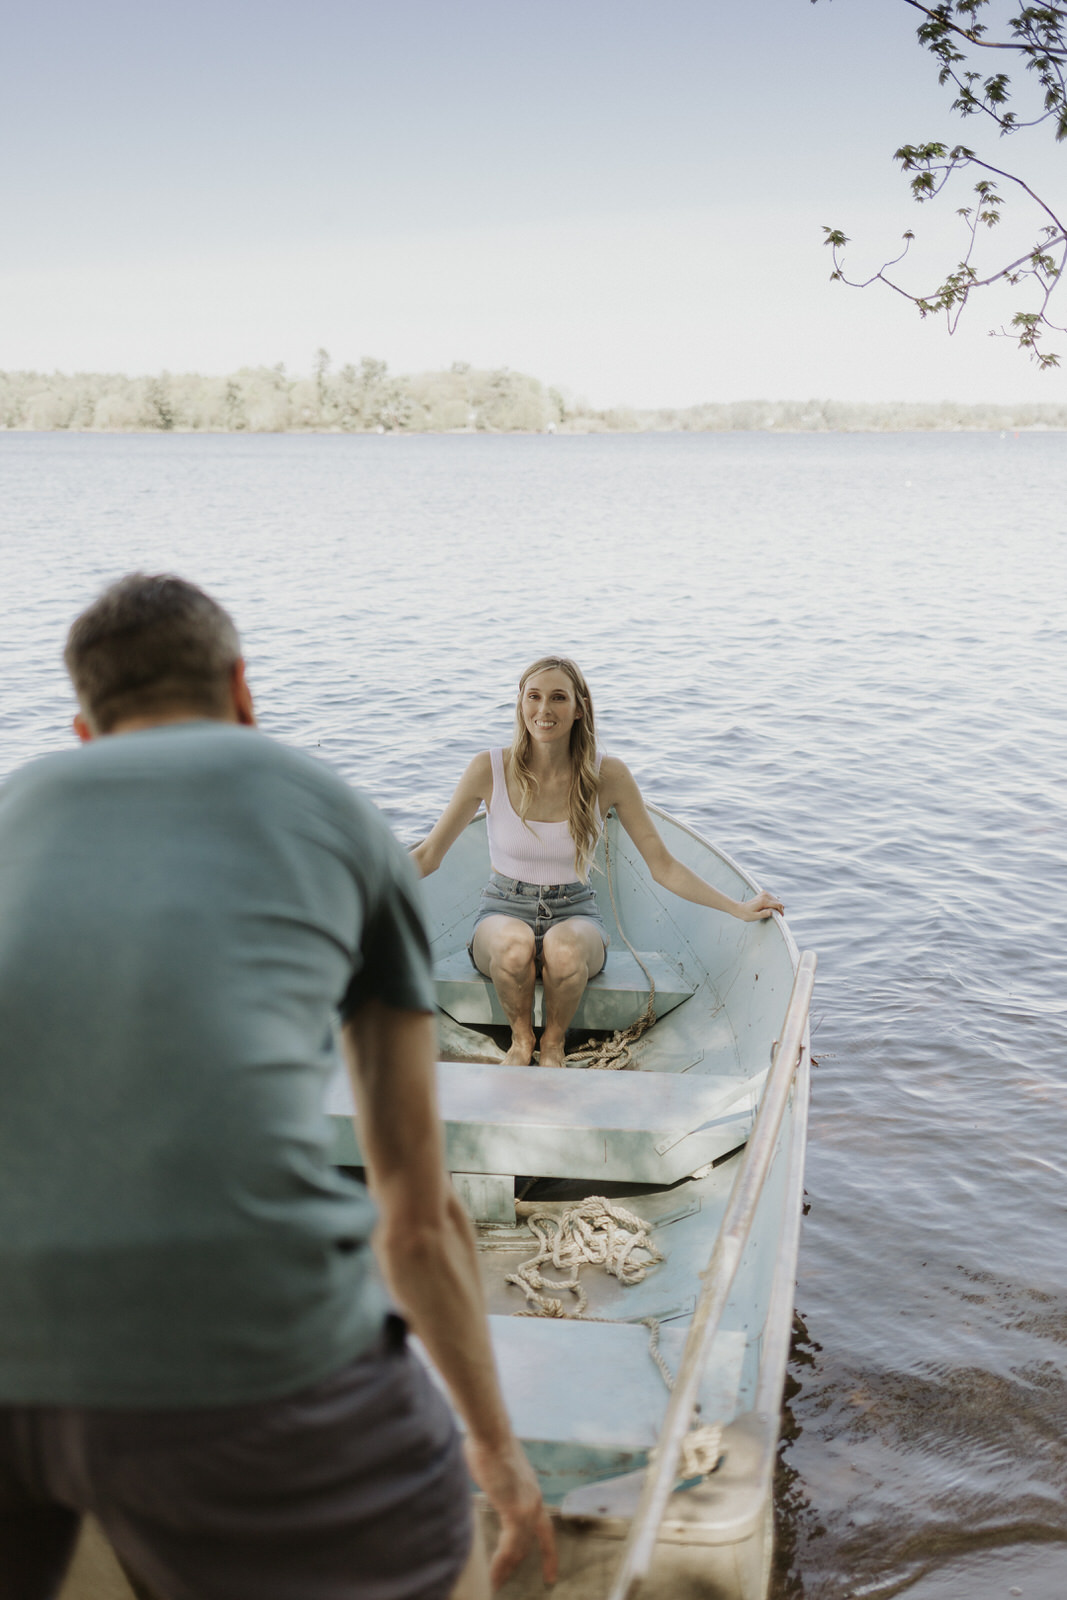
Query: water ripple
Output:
[[2, 429, 1065, 1598]]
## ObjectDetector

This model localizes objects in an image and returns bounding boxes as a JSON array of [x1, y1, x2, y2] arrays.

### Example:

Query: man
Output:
[[0, 574, 554, 1600]]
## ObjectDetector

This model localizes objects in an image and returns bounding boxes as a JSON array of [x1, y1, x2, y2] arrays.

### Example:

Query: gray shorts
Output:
[[469, 872, 609, 967], [0, 1316, 471, 1600]]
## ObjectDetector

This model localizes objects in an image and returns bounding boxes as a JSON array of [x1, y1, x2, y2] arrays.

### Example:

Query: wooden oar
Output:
[[606, 950, 817, 1600]]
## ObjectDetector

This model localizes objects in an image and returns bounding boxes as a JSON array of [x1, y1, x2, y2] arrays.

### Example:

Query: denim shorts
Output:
[[469, 871, 609, 967]]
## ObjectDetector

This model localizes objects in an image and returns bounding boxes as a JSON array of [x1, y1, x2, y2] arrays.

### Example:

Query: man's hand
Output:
[[464, 1432, 558, 1589]]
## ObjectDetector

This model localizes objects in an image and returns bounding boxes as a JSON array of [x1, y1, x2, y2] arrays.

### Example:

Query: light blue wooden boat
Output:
[[328, 807, 815, 1600]]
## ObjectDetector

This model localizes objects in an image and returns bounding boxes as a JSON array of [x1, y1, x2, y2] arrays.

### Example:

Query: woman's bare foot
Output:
[[504, 1032, 536, 1066], [538, 1036, 567, 1069]]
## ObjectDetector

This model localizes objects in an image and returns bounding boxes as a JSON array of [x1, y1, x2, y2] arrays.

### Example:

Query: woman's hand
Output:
[[600, 758, 786, 924], [737, 890, 784, 921]]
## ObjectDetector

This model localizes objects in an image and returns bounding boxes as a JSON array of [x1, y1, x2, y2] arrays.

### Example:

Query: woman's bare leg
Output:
[[471, 917, 537, 1065], [538, 920, 607, 1069]]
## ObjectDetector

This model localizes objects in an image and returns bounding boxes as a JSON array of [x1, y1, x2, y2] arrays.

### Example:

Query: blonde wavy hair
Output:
[[508, 656, 601, 881]]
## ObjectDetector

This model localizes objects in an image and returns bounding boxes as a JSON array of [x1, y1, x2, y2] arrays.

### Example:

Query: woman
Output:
[[411, 657, 783, 1069]]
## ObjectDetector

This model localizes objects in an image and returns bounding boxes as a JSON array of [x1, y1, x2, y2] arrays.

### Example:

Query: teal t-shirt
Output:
[[0, 722, 436, 1407]]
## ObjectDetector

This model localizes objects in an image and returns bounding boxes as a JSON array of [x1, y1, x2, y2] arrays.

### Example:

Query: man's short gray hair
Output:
[[65, 574, 242, 733]]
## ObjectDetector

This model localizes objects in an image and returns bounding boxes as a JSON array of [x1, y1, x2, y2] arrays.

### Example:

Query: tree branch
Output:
[[818, 2, 1066, 365], [901, 1, 1066, 61]]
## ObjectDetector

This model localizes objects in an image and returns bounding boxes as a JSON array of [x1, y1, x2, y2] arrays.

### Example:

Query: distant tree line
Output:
[[1, 351, 1065, 433], [0, 355, 554, 435]]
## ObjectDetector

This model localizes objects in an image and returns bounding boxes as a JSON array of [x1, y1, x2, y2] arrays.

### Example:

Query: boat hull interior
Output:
[[327, 807, 812, 1600]]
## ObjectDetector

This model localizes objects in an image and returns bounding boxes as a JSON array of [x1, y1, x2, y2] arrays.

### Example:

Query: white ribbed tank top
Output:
[[486, 747, 602, 884]]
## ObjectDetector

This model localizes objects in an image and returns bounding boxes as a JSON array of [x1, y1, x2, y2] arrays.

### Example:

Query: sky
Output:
[[2, 0, 1065, 406]]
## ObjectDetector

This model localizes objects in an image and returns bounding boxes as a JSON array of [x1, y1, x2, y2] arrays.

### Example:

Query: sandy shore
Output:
[[59, 1521, 139, 1600]]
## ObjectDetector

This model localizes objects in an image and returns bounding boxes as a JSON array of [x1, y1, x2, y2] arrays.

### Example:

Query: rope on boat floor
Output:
[[642, 1314, 677, 1390], [649, 1420, 724, 1481], [506, 1196, 724, 1481], [565, 830, 657, 1071], [642, 1317, 724, 1478], [505, 1196, 664, 1318]]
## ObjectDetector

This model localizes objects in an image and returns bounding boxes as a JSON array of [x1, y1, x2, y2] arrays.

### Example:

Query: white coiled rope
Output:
[[507, 1197, 664, 1317]]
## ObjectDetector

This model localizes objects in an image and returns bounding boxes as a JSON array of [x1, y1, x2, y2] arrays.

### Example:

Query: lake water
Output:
[[2, 429, 1066, 1600]]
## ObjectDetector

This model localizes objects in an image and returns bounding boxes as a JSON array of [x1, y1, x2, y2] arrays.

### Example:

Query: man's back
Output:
[[0, 720, 432, 1407], [0, 573, 551, 1599]]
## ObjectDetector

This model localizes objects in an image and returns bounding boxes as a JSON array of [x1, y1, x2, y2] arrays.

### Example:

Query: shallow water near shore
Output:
[[3, 428, 1066, 1599]]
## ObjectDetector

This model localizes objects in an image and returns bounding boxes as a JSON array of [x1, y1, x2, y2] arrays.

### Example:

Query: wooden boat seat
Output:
[[326, 1060, 764, 1188], [433, 946, 695, 1032], [414, 1316, 746, 1502], [481, 1315, 745, 1447]]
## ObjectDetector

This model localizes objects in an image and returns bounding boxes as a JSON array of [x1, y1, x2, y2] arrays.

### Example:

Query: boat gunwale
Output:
[[643, 801, 801, 971]]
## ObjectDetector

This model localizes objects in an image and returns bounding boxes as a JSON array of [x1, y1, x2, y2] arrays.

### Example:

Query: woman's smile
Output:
[[521, 669, 582, 744]]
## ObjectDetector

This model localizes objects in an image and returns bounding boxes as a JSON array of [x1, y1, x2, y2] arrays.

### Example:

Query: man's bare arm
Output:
[[341, 1002, 556, 1590]]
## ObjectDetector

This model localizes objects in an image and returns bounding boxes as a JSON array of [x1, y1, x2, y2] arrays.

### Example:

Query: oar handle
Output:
[[606, 950, 817, 1600]]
